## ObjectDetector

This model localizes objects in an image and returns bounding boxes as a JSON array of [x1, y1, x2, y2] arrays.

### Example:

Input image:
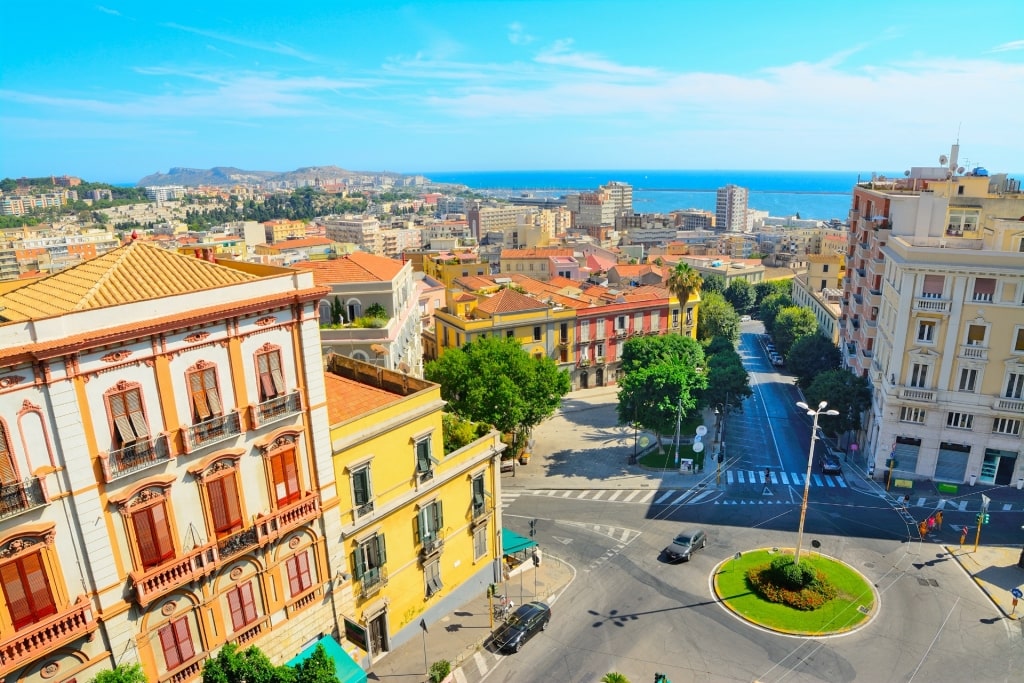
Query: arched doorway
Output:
[[596, 368, 604, 386], [580, 371, 589, 389]]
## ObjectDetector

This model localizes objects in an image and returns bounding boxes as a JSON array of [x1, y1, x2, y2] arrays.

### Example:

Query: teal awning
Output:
[[286, 635, 367, 683], [502, 527, 537, 555]]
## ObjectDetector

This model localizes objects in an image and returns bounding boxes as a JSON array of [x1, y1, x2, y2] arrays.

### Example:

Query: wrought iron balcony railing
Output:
[[181, 411, 242, 452], [250, 391, 303, 428], [0, 477, 46, 521], [102, 434, 171, 482]]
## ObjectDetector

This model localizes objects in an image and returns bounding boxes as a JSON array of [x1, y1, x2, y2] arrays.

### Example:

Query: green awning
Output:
[[502, 527, 537, 555], [286, 635, 367, 683]]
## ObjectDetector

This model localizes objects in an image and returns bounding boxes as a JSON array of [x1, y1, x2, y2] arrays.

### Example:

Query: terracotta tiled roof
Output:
[[476, 288, 548, 315], [325, 372, 402, 424], [0, 241, 259, 322], [293, 252, 403, 286]]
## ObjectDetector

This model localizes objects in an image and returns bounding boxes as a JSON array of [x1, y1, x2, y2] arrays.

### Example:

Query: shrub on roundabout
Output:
[[747, 556, 838, 611]]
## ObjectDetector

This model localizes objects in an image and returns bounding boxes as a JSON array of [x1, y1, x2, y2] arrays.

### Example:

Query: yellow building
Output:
[[791, 253, 845, 343], [421, 251, 490, 290], [324, 354, 504, 663]]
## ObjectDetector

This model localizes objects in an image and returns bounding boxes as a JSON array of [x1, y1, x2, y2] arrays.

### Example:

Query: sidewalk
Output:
[[366, 555, 575, 682], [945, 544, 1024, 620]]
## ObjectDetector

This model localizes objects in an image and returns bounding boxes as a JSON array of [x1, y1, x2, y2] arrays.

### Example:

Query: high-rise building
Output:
[[716, 184, 748, 233], [840, 151, 1024, 486]]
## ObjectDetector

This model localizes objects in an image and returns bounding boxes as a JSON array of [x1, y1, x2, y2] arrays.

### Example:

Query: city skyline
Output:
[[1, 1, 1022, 182]]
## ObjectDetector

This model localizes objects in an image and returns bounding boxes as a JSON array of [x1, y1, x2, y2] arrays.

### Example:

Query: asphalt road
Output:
[[489, 321, 1024, 682]]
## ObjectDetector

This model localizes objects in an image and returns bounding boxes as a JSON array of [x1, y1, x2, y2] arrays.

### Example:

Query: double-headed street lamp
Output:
[[794, 400, 838, 565], [714, 403, 725, 485]]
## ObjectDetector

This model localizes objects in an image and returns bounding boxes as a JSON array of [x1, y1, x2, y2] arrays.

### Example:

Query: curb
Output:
[[943, 545, 1020, 620]]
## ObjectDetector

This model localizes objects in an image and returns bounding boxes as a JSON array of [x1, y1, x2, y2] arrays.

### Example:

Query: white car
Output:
[[740, 314, 752, 322]]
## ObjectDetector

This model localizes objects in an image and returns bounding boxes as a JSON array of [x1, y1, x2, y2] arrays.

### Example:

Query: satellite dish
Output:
[[939, 154, 948, 165], [904, 170, 911, 177], [956, 167, 965, 175], [696, 425, 708, 436]]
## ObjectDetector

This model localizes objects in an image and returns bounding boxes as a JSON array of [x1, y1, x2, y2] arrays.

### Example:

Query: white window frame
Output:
[[899, 406, 927, 424], [993, 417, 1022, 436], [916, 320, 935, 343], [946, 412, 974, 430], [958, 368, 979, 393]]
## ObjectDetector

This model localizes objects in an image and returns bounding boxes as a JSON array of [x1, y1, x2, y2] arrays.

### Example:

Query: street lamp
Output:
[[714, 403, 725, 485], [794, 400, 838, 565]]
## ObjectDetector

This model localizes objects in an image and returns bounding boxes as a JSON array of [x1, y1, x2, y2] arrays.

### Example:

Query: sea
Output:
[[421, 170, 886, 222]]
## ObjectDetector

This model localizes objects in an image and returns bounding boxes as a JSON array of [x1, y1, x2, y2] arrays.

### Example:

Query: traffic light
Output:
[[983, 513, 990, 524], [529, 519, 537, 537]]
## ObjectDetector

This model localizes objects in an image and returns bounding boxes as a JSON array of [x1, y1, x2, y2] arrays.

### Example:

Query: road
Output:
[[485, 322, 1024, 682]]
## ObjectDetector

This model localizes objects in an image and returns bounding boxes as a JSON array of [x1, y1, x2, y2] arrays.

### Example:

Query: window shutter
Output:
[[210, 474, 242, 535], [203, 369, 222, 415], [133, 508, 159, 568], [0, 561, 31, 628], [257, 353, 275, 398], [173, 617, 195, 663], [352, 549, 365, 580], [376, 534, 387, 565], [414, 510, 423, 544], [282, 449, 299, 502], [110, 393, 136, 443], [0, 427, 17, 485], [228, 587, 243, 631], [126, 390, 150, 438], [151, 502, 174, 563], [268, 352, 285, 394], [287, 556, 302, 596], [189, 372, 210, 420], [436, 501, 444, 528], [23, 554, 56, 622], [416, 441, 430, 471], [353, 469, 368, 505], [296, 550, 310, 591], [159, 624, 180, 669], [222, 475, 242, 529], [240, 581, 256, 624]]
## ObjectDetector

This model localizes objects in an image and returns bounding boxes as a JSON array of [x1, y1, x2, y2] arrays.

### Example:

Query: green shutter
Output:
[[377, 534, 387, 566], [352, 549, 364, 580], [435, 501, 443, 528]]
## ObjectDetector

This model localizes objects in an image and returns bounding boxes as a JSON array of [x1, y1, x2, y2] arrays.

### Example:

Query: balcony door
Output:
[[1, 552, 57, 630]]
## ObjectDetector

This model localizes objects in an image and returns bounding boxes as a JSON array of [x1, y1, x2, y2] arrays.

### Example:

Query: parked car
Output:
[[492, 601, 551, 653], [770, 353, 784, 366], [821, 452, 843, 475], [662, 528, 707, 562], [740, 314, 752, 322]]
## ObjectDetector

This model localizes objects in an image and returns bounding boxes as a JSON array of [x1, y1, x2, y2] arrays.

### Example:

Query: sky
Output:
[[1, 1, 1022, 183]]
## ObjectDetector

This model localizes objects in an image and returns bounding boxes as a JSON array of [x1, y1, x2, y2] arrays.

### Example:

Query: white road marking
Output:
[[917, 497, 927, 507], [738, 471, 746, 483], [690, 490, 713, 504], [606, 490, 623, 502], [590, 491, 606, 501], [671, 493, 690, 505], [577, 490, 591, 500], [655, 491, 675, 504], [622, 490, 641, 502], [958, 500, 969, 511], [726, 471, 735, 485], [780, 472, 790, 485], [812, 474, 823, 486], [636, 491, 656, 503], [473, 651, 488, 676], [1003, 503, 1012, 511], [835, 476, 847, 488], [560, 490, 573, 497], [825, 476, 836, 487]]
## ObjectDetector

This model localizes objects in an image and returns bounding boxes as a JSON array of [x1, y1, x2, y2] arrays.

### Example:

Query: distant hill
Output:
[[136, 165, 412, 187]]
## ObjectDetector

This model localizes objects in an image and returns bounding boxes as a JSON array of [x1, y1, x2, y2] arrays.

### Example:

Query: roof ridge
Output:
[[75, 240, 137, 311]]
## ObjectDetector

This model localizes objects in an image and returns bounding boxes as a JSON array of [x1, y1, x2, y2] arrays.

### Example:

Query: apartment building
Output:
[[841, 160, 1024, 485], [144, 186, 187, 202], [670, 209, 716, 231], [791, 253, 845, 344], [263, 219, 308, 244], [466, 203, 527, 242], [322, 217, 382, 255], [0, 241, 342, 682], [715, 184, 749, 233], [324, 354, 504, 664], [297, 252, 424, 377], [499, 247, 576, 282]]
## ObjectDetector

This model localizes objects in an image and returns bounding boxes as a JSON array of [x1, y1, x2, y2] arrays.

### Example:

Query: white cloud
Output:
[[96, 5, 120, 16], [163, 22, 319, 63], [508, 22, 535, 46], [989, 39, 1024, 53]]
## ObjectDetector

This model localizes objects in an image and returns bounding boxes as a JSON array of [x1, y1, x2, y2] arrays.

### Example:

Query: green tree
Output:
[[292, 643, 337, 683], [787, 334, 842, 389], [805, 370, 872, 437], [365, 302, 387, 319], [754, 279, 792, 308], [617, 335, 707, 449], [759, 292, 794, 337], [701, 337, 752, 411], [91, 664, 147, 683], [424, 337, 570, 458], [773, 306, 818, 358], [330, 296, 343, 325], [695, 292, 739, 343], [202, 643, 288, 683], [724, 279, 756, 314], [701, 273, 726, 295], [666, 262, 702, 333]]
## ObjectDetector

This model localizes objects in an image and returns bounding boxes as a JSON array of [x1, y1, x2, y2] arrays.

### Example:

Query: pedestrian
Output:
[[927, 515, 935, 531], [764, 467, 771, 483], [935, 510, 943, 530], [918, 520, 928, 538]]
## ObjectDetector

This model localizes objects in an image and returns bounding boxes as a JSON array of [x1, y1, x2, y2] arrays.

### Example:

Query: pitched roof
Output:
[[293, 252, 404, 286], [476, 288, 548, 315], [0, 241, 259, 322], [325, 372, 402, 424], [262, 236, 335, 251], [500, 248, 574, 260]]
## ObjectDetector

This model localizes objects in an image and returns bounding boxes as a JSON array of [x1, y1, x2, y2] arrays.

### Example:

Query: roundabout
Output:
[[712, 548, 878, 637]]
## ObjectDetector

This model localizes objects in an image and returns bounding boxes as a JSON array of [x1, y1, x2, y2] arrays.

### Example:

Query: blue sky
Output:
[[1, 1, 1022, 183]]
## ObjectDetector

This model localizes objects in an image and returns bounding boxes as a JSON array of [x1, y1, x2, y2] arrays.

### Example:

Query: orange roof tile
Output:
[[293, 252, 404, 286], [325, 372, 403, 424], [476, 288, 548, 315], [0, 241, 259, 322]]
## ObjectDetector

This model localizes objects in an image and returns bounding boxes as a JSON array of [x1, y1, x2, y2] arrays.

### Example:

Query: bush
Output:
[[746, 557, 838, 611], [429, 660, 451, 682]]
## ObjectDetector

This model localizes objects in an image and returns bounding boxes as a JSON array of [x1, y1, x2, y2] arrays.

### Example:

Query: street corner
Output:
[[945, 545, 1024, 620]]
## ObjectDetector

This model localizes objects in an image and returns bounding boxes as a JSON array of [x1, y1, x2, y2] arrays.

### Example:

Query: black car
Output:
[[663, 528, 707, 562], [821, 452, 842, 475], [492, 601, 551, 653]]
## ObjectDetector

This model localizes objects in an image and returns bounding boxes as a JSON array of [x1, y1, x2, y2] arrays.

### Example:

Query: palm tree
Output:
[[601, 673, 630, 683], [666, 262, 703, 333]]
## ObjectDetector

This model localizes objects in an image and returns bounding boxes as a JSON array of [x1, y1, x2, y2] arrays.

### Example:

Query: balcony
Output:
[[417, 468, 434, 484], [913, 297, 951, 313], [972, 292, 994, 303], [355, 500, 374, 518], [130, 493, 321, 606], [0, 477, 47, 521], [102, 434, 171, 483], [861, 348, 874, 358], [359, 566, 389, 599], [249, 391, 303, 429], [899, 387, 936, 402], [421, 531, 445, 558], [181, 411, 242, 453], [852, 293, 863, 305], [0, 596, 95, 676], [959, 344, 988, 360], [856, 268, 867, 277], [994, 397, 1024, 414]]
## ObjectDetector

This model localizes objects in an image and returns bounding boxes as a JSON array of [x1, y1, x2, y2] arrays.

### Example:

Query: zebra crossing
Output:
[[501, 488, 718, 509], [725, 469, 847, 489]]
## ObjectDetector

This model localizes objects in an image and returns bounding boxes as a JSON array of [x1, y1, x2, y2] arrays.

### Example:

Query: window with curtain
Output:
[[921, 275, 944, 298]]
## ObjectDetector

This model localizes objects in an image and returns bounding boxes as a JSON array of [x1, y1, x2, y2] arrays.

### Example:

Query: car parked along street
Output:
[[491, 601, 552, 653]]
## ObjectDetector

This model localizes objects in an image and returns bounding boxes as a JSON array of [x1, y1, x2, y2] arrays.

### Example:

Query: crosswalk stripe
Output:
[[812, 475, 823, 486], [825, 476, 835, 487], [690, 490, 713, 504], [577, 490, 591, 500], [835, 476, 846, 488], [590, 491, 606, 501], [544, 490, 556, 496], [916, 497, 926, 507], [726, 470, 734, 485], [671, 493, 689, 505], [750, 470, 759, 483], [560, 490, 573, 497], [454, 666, 469, 683], [937, 499, 947, 509], [637, 491, 656, 503], [607, 491, 623, 502], [738, 471, 746, 484], [1003, 503, 1012, 511], [473, 652, 488, 676], [622, 490, 640, 502], [780, 472, 790, 485], [655, 491, 675, 504], [618, 529, 630, 542], [958, 500, 968, 511], [791, 473, 802, 485]]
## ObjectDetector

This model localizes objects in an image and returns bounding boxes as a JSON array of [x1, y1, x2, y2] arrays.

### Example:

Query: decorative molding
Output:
[[160, 601, 177, 616], [120, 486, 169, 512], [0, 375, 26, 388], [288, 537, 301, 549], [229, 567, 244, 581], [259, 434, 297, 457], [184, 332, 211, 343], [19, 399, 40, 414], [101, 350, 133, 363], [40, 662, 60, 679], [256, 316, 277, 327]]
